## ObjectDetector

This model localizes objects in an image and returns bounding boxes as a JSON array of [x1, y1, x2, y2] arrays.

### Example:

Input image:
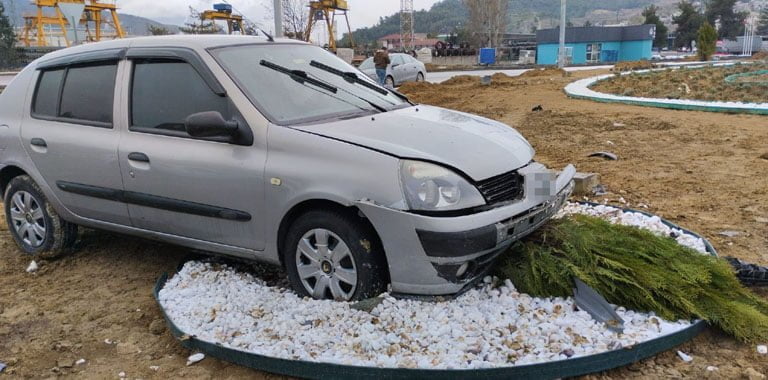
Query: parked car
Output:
[[359, 53, 427, 87], [0, 36, 575, 301]]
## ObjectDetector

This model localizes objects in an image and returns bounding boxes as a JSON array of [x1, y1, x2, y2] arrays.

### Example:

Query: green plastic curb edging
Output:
[[724, 70, 768, 87], [153, 204, 715, 379]]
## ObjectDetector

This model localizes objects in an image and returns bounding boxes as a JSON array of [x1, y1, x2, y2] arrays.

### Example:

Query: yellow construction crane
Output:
[[304, 0, 354, 52], [198, 3, 246, 35], [21, 0, 125, 47]]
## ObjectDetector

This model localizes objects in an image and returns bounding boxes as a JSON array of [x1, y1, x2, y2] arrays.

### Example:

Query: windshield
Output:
[[212, 44, 407, 124]]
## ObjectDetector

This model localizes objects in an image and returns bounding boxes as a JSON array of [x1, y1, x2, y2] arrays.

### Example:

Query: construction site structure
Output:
[[21, 0, 125, 47], [199, 3, 246, 35], [304, 0, 354, 52], [400, 0, 414, 52]]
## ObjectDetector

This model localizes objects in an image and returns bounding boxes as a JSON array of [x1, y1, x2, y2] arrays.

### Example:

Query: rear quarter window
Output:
[[32, 69, 65, 117]]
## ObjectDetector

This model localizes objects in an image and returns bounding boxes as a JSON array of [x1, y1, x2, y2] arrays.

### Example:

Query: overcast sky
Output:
[[119, 0, 442, 31]]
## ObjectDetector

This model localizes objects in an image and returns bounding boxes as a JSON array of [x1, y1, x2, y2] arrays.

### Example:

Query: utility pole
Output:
[[558, 0, 566, 68], [273, 0, 283, 37]]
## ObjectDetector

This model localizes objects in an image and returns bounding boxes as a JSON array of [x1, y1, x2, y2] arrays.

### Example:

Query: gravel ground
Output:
[[1, 68, 767, 378], [156, 203, 706, 371]]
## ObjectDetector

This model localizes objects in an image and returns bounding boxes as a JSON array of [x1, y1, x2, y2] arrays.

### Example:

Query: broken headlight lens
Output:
[[400, 160, 486, 211]]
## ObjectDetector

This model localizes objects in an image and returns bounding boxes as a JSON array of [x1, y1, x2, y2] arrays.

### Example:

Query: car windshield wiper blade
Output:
[[310, 60, 389, 96], [260, 60, 337, 94]]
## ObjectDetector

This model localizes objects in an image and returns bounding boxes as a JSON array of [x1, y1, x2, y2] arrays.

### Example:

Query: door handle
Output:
[[127, 152, 150, 163], [30, 138, 47, 148]]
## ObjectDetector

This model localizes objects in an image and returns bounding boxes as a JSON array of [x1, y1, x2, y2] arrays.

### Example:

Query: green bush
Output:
[[497, 215, 768, 342]]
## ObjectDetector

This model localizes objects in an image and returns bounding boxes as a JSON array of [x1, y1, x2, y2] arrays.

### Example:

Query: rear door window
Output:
[[59, 64, 117, 124], [32, 62, 117, 127], [392, 55, 405, 66]]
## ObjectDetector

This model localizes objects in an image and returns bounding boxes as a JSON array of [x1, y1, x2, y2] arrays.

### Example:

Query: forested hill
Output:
[[346, 0, 661, 46]]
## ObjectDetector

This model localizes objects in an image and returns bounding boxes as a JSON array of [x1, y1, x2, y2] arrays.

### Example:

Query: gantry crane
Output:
[[304, 0, 354, 52], [198, 3, 246, 35], [21, 0, 125, 47]]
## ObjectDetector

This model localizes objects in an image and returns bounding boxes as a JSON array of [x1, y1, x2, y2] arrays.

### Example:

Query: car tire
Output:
[[385, 76, 395, 88], [4, 175, 77, 257], [416, 72, 425, 82], [284, 209, 388, 301]]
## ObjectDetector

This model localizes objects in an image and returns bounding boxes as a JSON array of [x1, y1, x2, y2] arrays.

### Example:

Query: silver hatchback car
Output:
[[0, 36, 574, 300], [359, 53, 427, 87]]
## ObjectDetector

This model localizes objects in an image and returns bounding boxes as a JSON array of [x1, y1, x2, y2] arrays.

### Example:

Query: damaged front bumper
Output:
[[357, 163, 576, 296]]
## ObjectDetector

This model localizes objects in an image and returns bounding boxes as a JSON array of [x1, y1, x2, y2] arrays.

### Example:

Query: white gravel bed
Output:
[[158, 204, 703, 370], [564, 63, 768, 114]]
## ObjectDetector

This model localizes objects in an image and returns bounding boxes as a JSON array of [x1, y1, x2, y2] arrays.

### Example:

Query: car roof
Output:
[[35, 35, 308, 67]]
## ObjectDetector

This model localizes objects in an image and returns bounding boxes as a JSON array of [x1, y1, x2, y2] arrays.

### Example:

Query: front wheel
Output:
[[385, 76, 395, 88], [416, 72, 425, 82], [284, 210, 388, 301], [4, 175, 77, 257]]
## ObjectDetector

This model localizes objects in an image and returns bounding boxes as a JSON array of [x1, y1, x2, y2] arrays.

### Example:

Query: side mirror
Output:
[[185, 111, 239, 138]]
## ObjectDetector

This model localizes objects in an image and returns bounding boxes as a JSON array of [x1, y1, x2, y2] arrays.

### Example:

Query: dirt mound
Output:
[[612, 60, 657, 72], [440, 75, 479, 85], [520, 67, 567, 78], [752, 51, 768, 61]]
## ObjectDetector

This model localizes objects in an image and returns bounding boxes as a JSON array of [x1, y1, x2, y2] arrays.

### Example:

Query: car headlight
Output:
[[399, 160, 486, 211]]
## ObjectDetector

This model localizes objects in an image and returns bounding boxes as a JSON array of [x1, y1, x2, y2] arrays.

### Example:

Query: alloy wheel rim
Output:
[[295, 228, 358, 300], [9, 191, 46, 248]]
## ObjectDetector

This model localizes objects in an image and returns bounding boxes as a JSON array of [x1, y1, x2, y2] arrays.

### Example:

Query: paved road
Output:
[[426, 65, 614, 83]]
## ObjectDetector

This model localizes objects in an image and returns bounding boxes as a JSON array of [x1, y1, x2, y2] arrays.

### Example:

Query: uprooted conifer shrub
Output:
[[497, 214, 768, 342]]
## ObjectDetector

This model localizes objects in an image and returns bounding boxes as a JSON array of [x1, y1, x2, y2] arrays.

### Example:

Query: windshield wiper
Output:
[[260, 60, 338, 94], [310, 60, 389, 96]]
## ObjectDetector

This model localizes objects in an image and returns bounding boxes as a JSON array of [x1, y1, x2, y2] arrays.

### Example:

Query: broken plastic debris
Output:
[[26, 261, 38, 273], [0, 362, 5, 373], [149, 365, 160, 371], [587, 151, 618, 161], [757, 345, 768, 354], [186, 353, 205, 366], [677, 350, 693, 362], [75, 359, 86, 365], [572, 278, 625, 333], [706, 366, 718, 371], [118, 371, 126, 378], [718, 230, 741, 238], [612, 122, 626, 127]]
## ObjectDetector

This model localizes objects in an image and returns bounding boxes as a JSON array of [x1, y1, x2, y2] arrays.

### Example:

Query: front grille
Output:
[[476, 170, 525, 205]]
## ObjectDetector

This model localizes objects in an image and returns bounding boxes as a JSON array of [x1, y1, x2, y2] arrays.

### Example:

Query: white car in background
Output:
[[359, 53, 427, 87]]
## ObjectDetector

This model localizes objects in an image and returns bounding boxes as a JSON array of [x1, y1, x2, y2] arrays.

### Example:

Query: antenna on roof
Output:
[[259, 28, 275, 42]]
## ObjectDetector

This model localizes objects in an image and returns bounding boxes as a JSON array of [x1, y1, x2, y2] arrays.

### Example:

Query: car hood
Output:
[[291, 105, 534, 181]]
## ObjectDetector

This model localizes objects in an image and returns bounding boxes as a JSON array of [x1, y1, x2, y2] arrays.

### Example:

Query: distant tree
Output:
[[263, 0, 309, 40], [757, 6, 768, 35], [583, 20, 593, 27], [642, 5, 669, 49], [673, 1, 705, 49], [705, 0, 748, 39], [147, 25, 171, 36], [464, 0, 509, 48], [179, 7, 222, 35], [697, 22, 717, 61], [0, 3, 16, 69]]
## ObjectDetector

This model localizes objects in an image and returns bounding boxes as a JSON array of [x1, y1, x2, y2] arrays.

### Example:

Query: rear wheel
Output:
[[284, 210, 388, 301], [385, 76, 395, 88], [4, 175, 77, 257], [416, 72, 425, 82]]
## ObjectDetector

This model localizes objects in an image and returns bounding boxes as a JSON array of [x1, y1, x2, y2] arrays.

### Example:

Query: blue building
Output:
[[536, 25, 655, 65]]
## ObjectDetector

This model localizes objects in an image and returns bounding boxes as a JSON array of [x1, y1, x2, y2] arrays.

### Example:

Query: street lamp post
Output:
[[273, 0, 283, 37], [558, 0, 566, 68]]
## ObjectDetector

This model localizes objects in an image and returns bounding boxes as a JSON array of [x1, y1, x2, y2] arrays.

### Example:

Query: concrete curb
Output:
[[564, 64, 768, 115]]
